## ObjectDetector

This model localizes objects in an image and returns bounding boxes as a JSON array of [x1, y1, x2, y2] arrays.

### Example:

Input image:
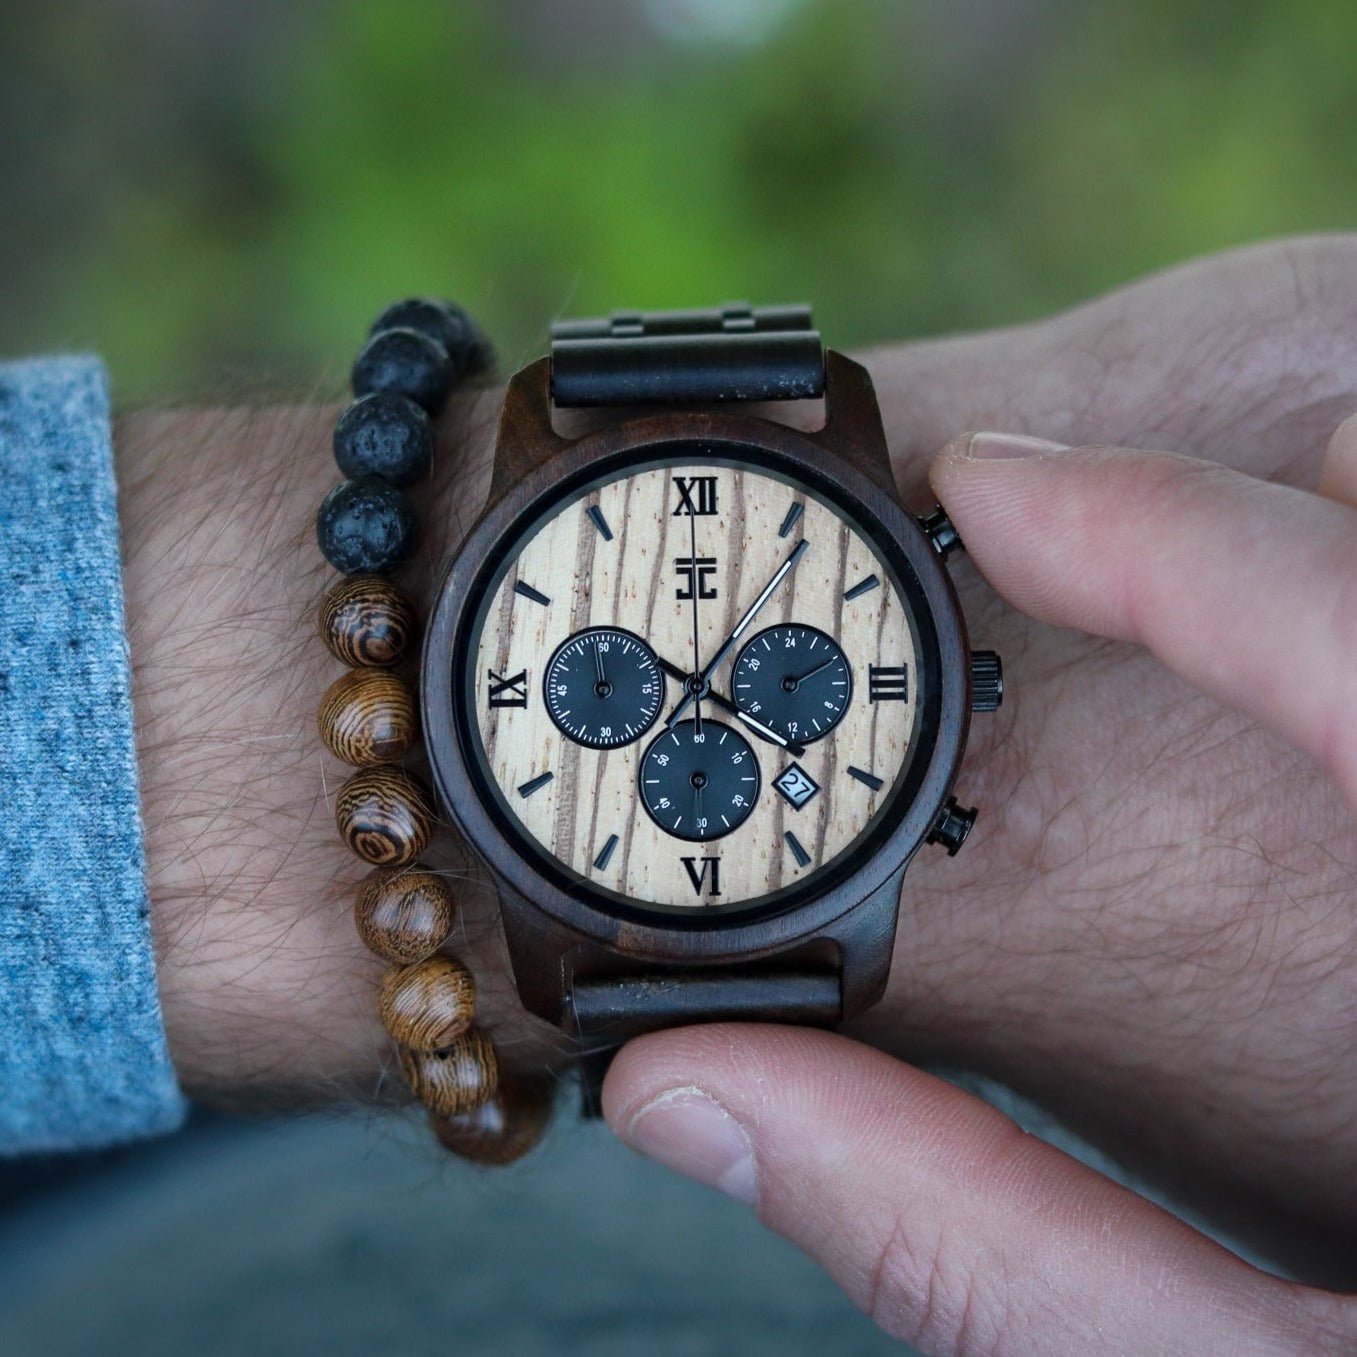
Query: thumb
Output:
[[929, 431, 1357, 801], [604, 1026, 1352, 1357]]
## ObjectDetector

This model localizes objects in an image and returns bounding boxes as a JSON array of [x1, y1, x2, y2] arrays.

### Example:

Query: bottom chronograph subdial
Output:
[[544, 627, 663, 749], [639, 720, 760, 842]]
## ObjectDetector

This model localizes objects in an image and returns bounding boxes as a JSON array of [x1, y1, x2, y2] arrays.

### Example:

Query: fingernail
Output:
[[622, 1086, 757, 1205], [965, 431, 1068, 459]]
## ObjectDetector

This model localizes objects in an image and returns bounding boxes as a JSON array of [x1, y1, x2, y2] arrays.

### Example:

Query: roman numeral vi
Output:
[[680, 855, 722, 896]]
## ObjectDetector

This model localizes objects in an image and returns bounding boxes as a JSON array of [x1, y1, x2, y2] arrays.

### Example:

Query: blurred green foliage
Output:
[[2, 0, 1355, 398]]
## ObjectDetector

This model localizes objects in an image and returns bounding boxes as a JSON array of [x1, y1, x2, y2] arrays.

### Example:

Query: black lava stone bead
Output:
[[368, 298, 494, 379], [351, 327, 454, 412], [316, 477, 417, 575], [333, 393, 433, 488]]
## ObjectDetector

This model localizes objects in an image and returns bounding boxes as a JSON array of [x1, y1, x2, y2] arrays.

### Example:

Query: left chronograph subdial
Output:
[[543, 627, 665, 750]]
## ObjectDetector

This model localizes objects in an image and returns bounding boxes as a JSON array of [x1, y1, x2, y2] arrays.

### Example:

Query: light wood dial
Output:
[[470, 458, 922, 911]]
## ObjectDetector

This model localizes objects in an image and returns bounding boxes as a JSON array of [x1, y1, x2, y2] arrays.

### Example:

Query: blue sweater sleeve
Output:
[[0, 356, 187, 1153]]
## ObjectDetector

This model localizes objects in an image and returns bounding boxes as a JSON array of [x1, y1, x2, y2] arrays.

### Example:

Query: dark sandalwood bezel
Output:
[[421, 355, 970, 966]]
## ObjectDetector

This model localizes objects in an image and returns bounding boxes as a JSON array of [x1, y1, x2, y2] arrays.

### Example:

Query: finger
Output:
[[1317, 413, 1357, 507], [605, 1026, 1352, 1357], [930, 434, 1357, 801], [871, 238, 1357, 488]]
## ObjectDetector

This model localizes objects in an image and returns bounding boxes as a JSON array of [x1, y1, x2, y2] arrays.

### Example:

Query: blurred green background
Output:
[[2, 0, 1354, 402]]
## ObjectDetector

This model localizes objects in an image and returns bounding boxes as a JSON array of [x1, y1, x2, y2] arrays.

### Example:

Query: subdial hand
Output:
[[593, 636, 609, 695], [784, 653, 839, 688]]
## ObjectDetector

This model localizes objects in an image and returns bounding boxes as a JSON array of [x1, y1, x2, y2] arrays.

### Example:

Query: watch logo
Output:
[[673, 475, 718, 517], [674, 555, 719, 601], [680, 855, 722, 896]]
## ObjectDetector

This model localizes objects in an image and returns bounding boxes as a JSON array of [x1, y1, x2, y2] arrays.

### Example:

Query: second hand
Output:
[[688, 505, 703, 737]]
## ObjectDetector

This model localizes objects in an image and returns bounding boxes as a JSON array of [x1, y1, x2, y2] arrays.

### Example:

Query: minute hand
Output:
[[666, 538, 809, 728]]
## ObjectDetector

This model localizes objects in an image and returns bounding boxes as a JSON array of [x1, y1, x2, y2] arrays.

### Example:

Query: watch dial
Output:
[[468, 452, 926, 914]]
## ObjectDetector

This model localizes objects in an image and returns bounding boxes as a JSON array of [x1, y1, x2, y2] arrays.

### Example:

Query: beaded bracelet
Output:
[[313, 298, 552, 1165]]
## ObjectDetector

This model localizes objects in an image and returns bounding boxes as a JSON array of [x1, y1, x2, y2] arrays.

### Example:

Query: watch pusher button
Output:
[[919, 506, 962, 558], [927, 797, 977, 855], [970, 650, 1004, 712]]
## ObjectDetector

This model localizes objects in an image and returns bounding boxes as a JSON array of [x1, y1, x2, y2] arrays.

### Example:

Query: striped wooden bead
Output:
[[319, 574, 417, 668], [400, 1029, 498, 1118], [430, 1075, 553, 1166], [318, 668, 416, 765], [335, 765, 433, 867], [354, 867, 456, 965], [378, 955, 475, 1052]]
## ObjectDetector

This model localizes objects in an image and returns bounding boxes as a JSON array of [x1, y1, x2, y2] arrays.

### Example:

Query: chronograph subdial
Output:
[[639, 720, 760, 842], [543, 627, 663, 750], [732, 624, 852, 744]]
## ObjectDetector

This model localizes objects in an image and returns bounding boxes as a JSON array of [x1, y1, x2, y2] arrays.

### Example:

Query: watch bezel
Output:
[[422, 402, 970, 964]]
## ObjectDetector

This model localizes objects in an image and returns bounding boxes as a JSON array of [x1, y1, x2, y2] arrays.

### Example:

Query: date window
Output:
[[773, 762, 820, 811]]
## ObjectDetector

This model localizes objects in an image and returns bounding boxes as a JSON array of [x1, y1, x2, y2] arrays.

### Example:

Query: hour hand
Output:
[[656, 655, 807, 758]]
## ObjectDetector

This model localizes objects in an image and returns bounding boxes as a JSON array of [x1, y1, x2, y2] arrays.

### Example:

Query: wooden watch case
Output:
[[421, 351, 972, 1031]]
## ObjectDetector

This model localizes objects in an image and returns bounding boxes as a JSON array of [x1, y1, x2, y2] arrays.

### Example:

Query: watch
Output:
[[421, 303, 1002, 1107]]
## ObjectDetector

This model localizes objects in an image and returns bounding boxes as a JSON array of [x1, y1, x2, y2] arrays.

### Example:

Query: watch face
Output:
[[459, 442, 938, 920]]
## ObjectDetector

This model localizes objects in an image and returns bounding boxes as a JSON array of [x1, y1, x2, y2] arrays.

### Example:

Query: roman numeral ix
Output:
[[487, 668, 529, 708]]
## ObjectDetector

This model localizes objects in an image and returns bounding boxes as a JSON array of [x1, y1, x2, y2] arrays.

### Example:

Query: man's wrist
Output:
[[116, 392, 556, 1105]]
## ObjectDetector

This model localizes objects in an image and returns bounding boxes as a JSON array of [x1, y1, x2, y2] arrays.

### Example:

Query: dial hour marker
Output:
[[514, 580, 551, 606], [586, 505, 613, 540], [593, 834, 619, 870], [777, 501, 804, 538], [847, 765, 884, 791], [784, 830, 811, 868], [844, 574, 879, 601], [517, 771, 554, 798]]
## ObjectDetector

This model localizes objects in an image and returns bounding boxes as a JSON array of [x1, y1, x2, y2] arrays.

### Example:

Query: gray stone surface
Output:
[[0, 1112, 912, 1356]]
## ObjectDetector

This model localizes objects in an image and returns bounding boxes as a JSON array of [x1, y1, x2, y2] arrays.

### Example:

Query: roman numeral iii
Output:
[[868, 665, 909, 702], [486, 668, 529, 708], [673, 475, 718, 517], [680, 855, 722, 896]]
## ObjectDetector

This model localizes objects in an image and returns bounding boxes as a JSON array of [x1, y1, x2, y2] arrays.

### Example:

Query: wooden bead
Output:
[[335, 765, 433, 867], [318, 669, 416, 765], [430, 1075, 553, 1165], [319, 575, 417, 668], [400, 1029, 498, 1118], [378, 955, 475, 1052], [354, 867, 456, 964]]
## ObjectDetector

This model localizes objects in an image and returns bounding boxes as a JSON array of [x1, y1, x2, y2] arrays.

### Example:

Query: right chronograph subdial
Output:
[[731, 623, 853, 746]]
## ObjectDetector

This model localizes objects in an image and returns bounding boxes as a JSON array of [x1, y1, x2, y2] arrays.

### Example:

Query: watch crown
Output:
[[919, 506, 962, 558], [970, 650, 1004, 712], [926, 797, 977, 856]]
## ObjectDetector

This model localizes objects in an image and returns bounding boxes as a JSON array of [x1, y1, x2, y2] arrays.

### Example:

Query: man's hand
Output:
[[603, 414, 1357, 1353], [123, 236, 1357, 1283]]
